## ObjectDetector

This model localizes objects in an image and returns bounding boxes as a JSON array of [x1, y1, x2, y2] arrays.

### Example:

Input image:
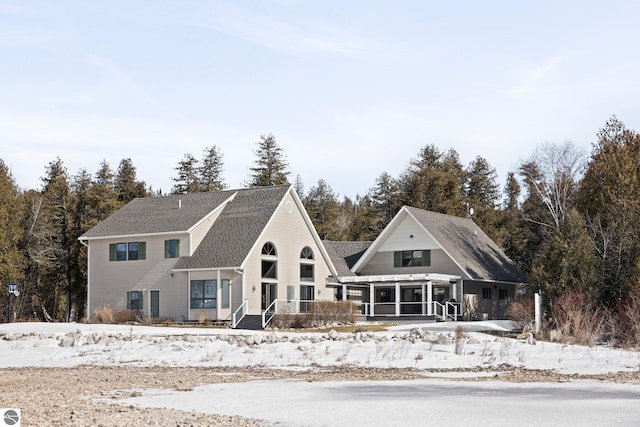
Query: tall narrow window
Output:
[[222, 279, 230, 308], [261, 242, 277, 279], [165, 239, 180, 258], [300, 246, 314, 281]]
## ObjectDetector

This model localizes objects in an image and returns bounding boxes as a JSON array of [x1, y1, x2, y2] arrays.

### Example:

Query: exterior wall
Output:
[[378, 216, 439, 252], [88, 233, 190, 321], [359, 249, 464, 277], [462, 280, 514, 320], [242, 191, 334, 315]]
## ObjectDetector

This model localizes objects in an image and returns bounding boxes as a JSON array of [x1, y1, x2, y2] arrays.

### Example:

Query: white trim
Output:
[[78, 230, 187, 242], [336, 273, 461, 283], [187, 192, 236, 233]]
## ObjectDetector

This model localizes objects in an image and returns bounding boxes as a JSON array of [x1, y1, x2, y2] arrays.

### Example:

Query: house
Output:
[[79, 185, 338, 329], [80, 186, 526, 328], [325, 206, 527, 320]]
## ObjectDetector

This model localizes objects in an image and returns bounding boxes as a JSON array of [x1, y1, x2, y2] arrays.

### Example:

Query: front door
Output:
[[150, 290, 160, 318], [262, 283, 277, 310]]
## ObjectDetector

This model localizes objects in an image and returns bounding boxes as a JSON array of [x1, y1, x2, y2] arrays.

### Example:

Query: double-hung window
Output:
[[127, 291, 143, 310], [110, 242, 146, 261], [165, 239, 180, 258]]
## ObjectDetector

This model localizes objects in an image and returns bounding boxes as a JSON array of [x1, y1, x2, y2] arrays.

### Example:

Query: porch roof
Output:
[[334, 273, 461, 284]]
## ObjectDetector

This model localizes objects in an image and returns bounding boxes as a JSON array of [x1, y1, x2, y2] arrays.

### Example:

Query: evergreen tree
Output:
[[369, 172, 401, 232], [530, 208, 598, 302], [198, 146, 226, 192], [0, 160, 26, 322], [347, 194, 378, 241], [246, 134, 290, 187], [577, 116, 640, 304], [399, 145, 466, 215], [114, 158, 148, 203], [27, 158, 71, 321], [465, 156, 500, 241], [293, 174, 305, 199], [172, 154, 200, 194], [304, 179, 341, 240]]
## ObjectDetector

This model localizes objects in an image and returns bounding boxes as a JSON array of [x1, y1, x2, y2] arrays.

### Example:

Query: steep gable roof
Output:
[[173, 185, 291, 269], [354, 206, 526, 283], [323, 241, 371, 277]]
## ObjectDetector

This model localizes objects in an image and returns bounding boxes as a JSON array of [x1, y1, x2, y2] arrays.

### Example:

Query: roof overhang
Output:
[[335, 273, 462, 284]]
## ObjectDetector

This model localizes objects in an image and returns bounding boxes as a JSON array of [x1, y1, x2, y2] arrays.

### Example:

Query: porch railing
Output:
[[262, 299, 278, 328], [232, 299, 248, 328], [363, 301, 462, 321]]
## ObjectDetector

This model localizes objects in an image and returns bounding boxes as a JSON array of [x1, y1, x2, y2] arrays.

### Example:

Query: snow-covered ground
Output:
[[2, 321, 640, 426]]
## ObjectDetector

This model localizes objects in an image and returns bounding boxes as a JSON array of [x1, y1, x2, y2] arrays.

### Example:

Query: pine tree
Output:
[[246, 134, 290, 187], [172, 154, 200, 194], [0, 160, 25, 322], [304, 179, 341, 240], [115, 158, 148, 203], [198, 146, 226, 192]]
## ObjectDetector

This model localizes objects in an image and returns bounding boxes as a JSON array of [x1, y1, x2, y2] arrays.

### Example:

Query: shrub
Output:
[[93, 305, 114, 324], [308, 301, 357, 326], [115, 309, 144, 324], [506, 296, 535, 329], [549, 286, 606, 346]]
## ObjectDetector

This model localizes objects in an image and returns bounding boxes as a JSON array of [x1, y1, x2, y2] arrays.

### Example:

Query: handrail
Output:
[[433, 301, 446, 321], [262, 298, 278, 328], [445, 301, 460, 321], [232, 299, 248, 328]]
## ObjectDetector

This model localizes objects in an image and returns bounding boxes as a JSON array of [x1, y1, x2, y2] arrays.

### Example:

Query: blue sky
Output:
[[1, 1, 639, 198]]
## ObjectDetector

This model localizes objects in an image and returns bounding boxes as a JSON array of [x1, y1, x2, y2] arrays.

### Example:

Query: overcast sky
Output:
[[1, 1, 638, 198]]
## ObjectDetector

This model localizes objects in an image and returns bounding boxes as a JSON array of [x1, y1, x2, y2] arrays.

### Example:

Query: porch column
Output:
[[460, 280, 464, 317], [395, 282, 400, 317], [216, 269, 222, 320], [421, 282, 426, 316], [369, 283, 375, 317], [426, 280, 433, 316], [342, 283, 347, 301], [452, 279, 458, 301]]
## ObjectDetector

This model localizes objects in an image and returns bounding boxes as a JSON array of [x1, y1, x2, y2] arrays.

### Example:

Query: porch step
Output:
[[234, 315, 263, 330]]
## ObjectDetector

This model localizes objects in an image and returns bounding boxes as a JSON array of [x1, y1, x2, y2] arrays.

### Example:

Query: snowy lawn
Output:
[[2, 321, 640, 426]]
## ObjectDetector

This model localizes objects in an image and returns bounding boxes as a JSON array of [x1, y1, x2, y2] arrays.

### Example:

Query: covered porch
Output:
[[333, 273, 464, 321]]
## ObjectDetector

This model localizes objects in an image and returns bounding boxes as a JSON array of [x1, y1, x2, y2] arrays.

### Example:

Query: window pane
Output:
[[191, 281, 203, 299], [203, 299, 216, 308], [222, 279, 229, 308], [262, 260, 277, 278], [204, 280, 217, 298], [300, 264, 314, 281], [116, 243, 127, 261], [128, 242, 139, 260]]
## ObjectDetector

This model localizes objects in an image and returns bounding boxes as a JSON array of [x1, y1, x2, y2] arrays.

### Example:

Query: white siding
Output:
[[242, 191, 333, 315]]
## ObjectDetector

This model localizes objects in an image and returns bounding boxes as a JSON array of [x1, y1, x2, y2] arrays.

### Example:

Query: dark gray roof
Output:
[[174, 185, 291, 269], [323, 241, 371, 277], [405, 207, 527, 283], [81, 185, 292, 270], [81, 190, 238, 238]]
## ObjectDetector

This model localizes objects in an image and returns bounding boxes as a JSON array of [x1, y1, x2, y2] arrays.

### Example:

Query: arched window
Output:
[[262, 242, 277, 256], [300, 246, 314, 260], [261, 242, 277, 279], [300, 246, 314, 281]]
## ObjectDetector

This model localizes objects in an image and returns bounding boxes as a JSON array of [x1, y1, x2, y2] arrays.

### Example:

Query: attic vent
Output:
[[474, 230, 477, 236], [178, 199, 182, 209]]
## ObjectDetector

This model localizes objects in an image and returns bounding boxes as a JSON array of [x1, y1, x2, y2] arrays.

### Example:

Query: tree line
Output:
[[2, 117, 639, 324]]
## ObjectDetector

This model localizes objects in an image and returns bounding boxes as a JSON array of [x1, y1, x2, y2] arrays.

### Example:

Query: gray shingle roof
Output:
[[174, 185, 291, 269], [323, 241, 371, 277], [405, 207, 527, 283], [81, 185, 292, 270], [80, 190, 237, 238]]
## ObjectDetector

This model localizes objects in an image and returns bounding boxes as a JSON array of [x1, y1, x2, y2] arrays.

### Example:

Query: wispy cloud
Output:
[[188, 5, 404, 60], [506, 54, 568, 98]]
